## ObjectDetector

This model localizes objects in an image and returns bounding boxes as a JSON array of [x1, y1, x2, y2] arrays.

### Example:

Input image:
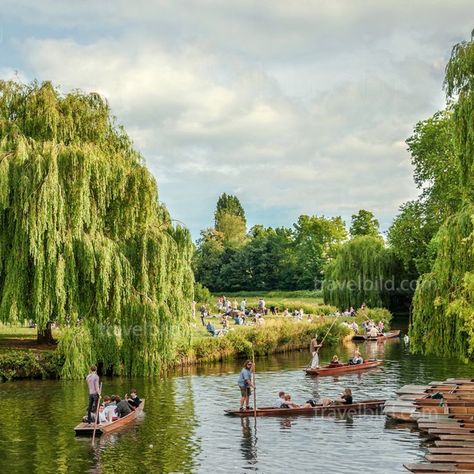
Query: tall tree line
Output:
[[193, 194, 384, 293]]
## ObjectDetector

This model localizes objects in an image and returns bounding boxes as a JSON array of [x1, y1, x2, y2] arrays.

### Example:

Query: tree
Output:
[[387, 201, 437, 278], [293, 215, 347, 289], [350, 210, 380, 238], [410, 33, 474, 358], [214, 193, 247, 247], [407, 109, 461, 224], [0, 80, 194, 377], [193, 229, 225, 291], [323, 235, 404, 310]]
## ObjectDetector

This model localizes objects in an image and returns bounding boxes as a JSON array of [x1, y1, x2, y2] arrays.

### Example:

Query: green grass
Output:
[[207, 290, 331, 315]]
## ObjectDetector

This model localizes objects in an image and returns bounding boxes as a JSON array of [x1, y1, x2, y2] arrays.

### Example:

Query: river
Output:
[[1, 331, 474, 474]]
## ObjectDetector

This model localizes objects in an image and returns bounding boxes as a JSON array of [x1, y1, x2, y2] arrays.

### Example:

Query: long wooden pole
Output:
[[319, 313, 340, 347], [91, 382, 103, 445], [309, 313, 340, 366], [252, 350, 256, 419]]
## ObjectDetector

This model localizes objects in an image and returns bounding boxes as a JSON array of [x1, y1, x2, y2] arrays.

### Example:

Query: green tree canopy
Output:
[[214, 193, 246, 247], [350, 209, 380, 238], [293, 215, 347, 289], [410, 33, 474, 358], [323, 235, 396, 309], [0, 80, 194, 377]]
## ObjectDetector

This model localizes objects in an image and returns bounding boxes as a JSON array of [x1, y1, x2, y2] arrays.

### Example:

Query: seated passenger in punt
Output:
[[328, 355, 343, 367], [127, 389, 141, 409], [115, 395, 132, 418], [280, 393, 318, 409], [350, 350, 364, 365], [103, 395, 118, 422], [275, 391, 286, 408], [322, 388, 353, 407]]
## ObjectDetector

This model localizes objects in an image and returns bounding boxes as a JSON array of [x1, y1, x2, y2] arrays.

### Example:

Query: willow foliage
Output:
[[323, 235, 393, 309], [411, 33, 474, 358], [0, 80, 194, 377]]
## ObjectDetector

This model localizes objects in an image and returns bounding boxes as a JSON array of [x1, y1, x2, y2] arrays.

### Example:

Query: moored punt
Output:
[[395, 379, 474, 473], [352, 330, 401, 341], [304, 359, 383, 376], [224, 399, 385, 417], [404, 463, 474, 473], [74, 400, 145, 436]]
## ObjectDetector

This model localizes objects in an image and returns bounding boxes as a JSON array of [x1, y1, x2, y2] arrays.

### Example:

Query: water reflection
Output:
[[3, 334, 474, 473], [240, 417, 258, 467]]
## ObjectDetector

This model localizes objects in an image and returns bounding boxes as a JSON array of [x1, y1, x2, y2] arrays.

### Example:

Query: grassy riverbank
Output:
[[0, 315, 350, 381], [0, 292, 391, 381]]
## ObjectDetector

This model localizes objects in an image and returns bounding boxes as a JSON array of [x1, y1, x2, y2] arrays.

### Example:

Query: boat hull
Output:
[[225, 399, 386, 417], [304, 360, 383, 376], [353, 330, 401, 341]]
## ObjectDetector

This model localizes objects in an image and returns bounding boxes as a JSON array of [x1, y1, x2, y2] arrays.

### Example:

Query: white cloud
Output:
[[1, 1, 472, 236]]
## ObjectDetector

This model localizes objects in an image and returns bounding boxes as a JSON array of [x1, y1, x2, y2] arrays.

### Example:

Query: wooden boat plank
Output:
[[386, 400, 419, 407], [426, 455, 474, 462], [397, 385, 431, 395], [428, 428, 474, 435], [439, 435, 474, 441], [404, 463, 474, 472], [429, 449, 474, 455], [435, 441, 474, 448]]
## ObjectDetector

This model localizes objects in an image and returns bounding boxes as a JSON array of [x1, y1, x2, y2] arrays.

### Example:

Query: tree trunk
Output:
[[37, 322, 55, 345]]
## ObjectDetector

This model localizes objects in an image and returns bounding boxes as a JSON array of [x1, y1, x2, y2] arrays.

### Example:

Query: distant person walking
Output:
[[86, 365, 101, 424]]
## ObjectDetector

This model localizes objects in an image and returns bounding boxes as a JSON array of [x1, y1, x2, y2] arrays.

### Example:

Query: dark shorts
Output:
[[240, 386, 251, 397]]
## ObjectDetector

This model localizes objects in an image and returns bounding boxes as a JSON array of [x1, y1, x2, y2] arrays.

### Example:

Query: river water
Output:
[[2, 333, 474, 474]]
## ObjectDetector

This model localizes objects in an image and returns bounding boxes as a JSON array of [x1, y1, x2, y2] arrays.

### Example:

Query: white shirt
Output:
[[275, 397, 285, 408], [104, 404, 117, 421]]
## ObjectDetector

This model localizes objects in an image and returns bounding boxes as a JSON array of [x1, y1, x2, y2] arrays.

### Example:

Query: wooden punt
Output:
[[304, 359, 383, 376], [74, 400, 145, 436], [404, 463, 474, 473], [352, 329, 400, 341], [224, 399, 385, 417]]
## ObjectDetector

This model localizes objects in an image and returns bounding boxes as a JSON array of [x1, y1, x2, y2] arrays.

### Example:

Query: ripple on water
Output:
[[2, 338, 474, 473]]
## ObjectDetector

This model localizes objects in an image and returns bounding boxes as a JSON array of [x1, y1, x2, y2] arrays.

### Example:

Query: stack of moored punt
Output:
[[386, 379, 474, 473]]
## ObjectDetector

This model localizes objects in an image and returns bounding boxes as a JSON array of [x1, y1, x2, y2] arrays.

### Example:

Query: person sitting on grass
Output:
[[206, 321, 216, 336]]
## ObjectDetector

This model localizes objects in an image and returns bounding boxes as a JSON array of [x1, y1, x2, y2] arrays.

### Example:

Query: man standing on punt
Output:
[[238, 360, 255, 411], [86, 365, 101, 424]]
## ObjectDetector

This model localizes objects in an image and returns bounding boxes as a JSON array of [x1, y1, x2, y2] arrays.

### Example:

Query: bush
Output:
[[194, 283, 213, 304], [0, 350, 62, 381]]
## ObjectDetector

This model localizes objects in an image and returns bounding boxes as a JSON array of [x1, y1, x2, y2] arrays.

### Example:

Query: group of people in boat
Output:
[[84, 365, 141, 425], [310, 332, 364, 369], [327, 350, 364, 367], [274, 388, 353, 409], [237, 358, 356, 411]]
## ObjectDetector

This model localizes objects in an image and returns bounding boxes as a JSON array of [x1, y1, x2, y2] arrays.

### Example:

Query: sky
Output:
[[1, 1, 473, 238]]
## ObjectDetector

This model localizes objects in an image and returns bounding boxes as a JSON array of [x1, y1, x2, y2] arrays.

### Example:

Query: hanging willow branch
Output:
[[0, 80, 194, 378], [411, 35, 474, 359]]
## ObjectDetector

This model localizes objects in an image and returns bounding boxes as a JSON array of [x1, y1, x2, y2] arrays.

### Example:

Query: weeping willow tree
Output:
[[0, 80, 194, 377], [410, 33, 474, 358], [322, 235, 395, 309]]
